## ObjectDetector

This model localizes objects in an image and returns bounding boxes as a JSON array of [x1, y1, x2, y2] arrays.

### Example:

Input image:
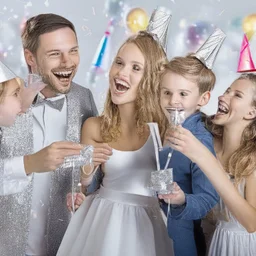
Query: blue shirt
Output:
[[159, 111, 219, 256]]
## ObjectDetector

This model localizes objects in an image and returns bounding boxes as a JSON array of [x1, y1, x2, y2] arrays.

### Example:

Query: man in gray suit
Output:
[[0, 13, 98, 256]]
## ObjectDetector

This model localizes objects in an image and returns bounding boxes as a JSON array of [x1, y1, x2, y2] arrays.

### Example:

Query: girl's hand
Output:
[[164, 125, 206, 162]]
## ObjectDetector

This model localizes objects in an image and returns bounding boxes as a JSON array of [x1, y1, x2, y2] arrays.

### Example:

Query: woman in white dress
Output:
[[165, 73, 256, 256], [57, 31, 174, 256]]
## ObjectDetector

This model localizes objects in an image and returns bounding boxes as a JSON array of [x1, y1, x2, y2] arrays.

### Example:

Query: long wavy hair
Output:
[[205, 73, 256, 184], [100, 31, 168, 142]]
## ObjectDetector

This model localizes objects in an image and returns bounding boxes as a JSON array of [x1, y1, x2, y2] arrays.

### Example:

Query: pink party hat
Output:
[[237, 34, 256, 72]]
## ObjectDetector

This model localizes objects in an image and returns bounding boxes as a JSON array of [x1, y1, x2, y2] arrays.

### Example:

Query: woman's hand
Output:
[[92, 143, 113, 168], [164, 125, 206, 162], [66, 192, 86, 212]]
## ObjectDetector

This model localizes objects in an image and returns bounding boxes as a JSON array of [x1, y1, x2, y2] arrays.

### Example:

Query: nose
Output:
[[218, 94, 228, 102], [168, 95, 181, 107], [118, 65, 129, 78], [61, 53, 73, 67]]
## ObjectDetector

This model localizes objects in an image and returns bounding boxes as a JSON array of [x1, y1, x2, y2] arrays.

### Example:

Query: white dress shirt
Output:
[[3, 93, 67, 256]]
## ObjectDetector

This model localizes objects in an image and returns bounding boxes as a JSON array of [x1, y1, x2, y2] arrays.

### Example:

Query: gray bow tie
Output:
[[33, 94, 65, 111]]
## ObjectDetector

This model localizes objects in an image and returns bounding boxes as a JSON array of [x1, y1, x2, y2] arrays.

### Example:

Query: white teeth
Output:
[[53, 71, 72, 77], [115, 78, 130, 88], [218, 104, 229, 113]]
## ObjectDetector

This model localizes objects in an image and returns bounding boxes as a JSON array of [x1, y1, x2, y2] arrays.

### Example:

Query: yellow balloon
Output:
[[126, 8, 148, 33], [242, 13, 256, 40]]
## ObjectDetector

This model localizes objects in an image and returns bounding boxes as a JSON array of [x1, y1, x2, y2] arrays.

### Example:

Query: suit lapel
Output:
[[66, 85, 82, 143]]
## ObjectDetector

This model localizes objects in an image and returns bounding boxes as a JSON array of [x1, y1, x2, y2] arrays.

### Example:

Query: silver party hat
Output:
[[193, 28, 226, 69], [0, 60, 17, 83], [146, 6, 172, 53]]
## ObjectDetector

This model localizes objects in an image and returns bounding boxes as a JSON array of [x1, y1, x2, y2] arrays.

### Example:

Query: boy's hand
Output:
[[66, 192, 86, 212], [158, 182, 186, 205]]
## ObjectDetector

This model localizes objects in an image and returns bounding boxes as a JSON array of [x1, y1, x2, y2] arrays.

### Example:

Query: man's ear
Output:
[[197, 91, 211, 108], [244, 107, 256, 120], [24, 49, 36, 70]]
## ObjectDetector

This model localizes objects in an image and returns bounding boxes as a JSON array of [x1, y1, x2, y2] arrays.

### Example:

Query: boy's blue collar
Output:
[[183, 111, 202, 127]]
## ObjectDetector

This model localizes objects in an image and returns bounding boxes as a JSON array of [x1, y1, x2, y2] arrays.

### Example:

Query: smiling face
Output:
[[25, 27, 79, 97], [160, 72, 210, 119], [109, 43, 145, 106], [0, 78, 22, 126], [213, 78, 256, 126]]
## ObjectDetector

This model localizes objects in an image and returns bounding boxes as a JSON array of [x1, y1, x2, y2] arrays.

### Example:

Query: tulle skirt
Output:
[[57, 186, 174, 256], [208, 221, 256, 256]]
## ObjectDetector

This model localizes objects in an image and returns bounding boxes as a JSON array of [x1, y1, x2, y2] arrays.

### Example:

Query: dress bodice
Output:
[[103, 135, 156, 196], [214, 176, 246, 229]]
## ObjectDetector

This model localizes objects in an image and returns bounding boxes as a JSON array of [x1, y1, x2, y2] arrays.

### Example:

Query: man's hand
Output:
[[24, 141, 83, 174]]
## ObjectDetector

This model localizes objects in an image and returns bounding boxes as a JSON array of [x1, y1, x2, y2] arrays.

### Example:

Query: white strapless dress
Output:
[[57, 134, 174, 256]]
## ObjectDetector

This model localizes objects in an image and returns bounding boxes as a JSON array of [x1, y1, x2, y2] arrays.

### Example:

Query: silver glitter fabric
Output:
[[193, 28, 226, 69], [146, 6, 172, 53], [0, 82, 98, 256], [0, 110, 34, 256], [0, 60, 17, 83]]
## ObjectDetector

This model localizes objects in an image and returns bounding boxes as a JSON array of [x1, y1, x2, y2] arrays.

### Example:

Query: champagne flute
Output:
[[21, 74, 46, 112], [163, 107, 186, 170]]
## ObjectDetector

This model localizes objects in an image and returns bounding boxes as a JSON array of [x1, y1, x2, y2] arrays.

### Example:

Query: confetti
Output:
[[44, 0, 49, 7], [82, 25, 92, 36], [92, 7, 96, 15]]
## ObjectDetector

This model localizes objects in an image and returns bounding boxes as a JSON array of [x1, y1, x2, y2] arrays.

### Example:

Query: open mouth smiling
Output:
[[114, 78, 130, 93]]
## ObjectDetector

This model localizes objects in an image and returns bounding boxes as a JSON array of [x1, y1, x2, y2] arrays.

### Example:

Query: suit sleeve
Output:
[[88, 89, 98, 117], [170, 135, 219, 220]]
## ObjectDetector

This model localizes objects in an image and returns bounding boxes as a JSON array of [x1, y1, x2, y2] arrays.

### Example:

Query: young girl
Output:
[[57, 31, 174, 256], [0, 61, 46, 127], [0, 61, 22, 127], [166, 73, 256, 255]]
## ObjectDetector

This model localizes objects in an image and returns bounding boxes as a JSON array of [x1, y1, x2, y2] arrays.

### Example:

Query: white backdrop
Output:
[[1, 0, 255, 114]]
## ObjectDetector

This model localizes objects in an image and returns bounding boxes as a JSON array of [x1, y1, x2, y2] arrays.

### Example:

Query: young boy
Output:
[[158, 54, 219, 256]]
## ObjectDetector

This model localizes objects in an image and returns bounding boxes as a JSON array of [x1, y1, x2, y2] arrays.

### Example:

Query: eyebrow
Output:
[[46, 46, 79, 54], [161, 87, 192, 93], [116, 56, 144, 66], [235, 90, 244, 95], [11, 87, 20, 94]]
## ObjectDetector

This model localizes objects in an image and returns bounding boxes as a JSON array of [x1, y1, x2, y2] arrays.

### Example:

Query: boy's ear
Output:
[[24, 49, 37, 70], [197, 91, 211, 108]]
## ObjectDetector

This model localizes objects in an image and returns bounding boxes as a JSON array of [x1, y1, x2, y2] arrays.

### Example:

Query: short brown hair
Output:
[[161, 54, 216, 94], [21, 13, 77, 54]]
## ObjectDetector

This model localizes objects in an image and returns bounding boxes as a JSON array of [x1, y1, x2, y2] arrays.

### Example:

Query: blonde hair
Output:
[[100, 31, 168, 142], [161, 54, 216, 94], [0, 81, 7, 103], [0, 78, 22, 104], [205, 73, 256, 184]]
